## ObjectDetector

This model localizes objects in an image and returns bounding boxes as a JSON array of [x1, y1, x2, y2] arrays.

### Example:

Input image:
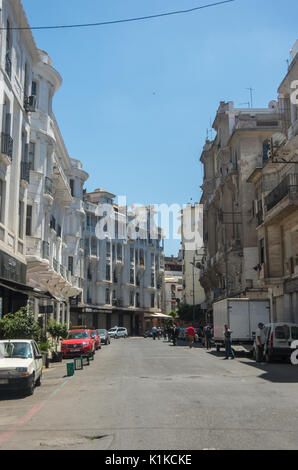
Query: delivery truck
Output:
[[213, 298, 270, 353]]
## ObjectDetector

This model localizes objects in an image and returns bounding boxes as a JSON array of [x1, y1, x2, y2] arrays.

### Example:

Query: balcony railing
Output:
[[53, 259, 58, 272], [1, 133, 13, 160], [265, 174, 298, 212], [44, 176, 53, 196]]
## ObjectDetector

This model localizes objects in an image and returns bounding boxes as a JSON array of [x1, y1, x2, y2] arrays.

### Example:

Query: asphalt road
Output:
[[0, 337, 298, 450]]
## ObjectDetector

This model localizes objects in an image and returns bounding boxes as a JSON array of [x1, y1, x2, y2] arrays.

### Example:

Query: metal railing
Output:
[[265, 174, 298, 212], [1, 133, 13, 160]]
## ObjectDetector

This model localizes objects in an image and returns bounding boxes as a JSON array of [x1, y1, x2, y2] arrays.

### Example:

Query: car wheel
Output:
[[265, 351, 272, 363], [36, 372, 42, 387], [26, 374, 35, 396]]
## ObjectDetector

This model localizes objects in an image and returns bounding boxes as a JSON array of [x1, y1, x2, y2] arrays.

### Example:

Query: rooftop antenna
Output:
[[246, 87, 254, 108], [239, 102, 250, 108]]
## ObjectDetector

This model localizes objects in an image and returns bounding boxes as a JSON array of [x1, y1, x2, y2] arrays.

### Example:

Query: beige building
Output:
[[247, 41, 298, 322], [200, 100, 282, 317], [162, 255, 183, 314], [181, 204, 205, 308]]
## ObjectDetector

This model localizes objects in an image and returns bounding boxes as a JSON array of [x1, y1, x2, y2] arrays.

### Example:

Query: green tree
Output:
[[0, 307, 41, 341], [46, 319, 68, 353]]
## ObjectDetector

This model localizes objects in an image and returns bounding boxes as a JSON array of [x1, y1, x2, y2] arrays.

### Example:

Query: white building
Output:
[[70, 189, 165, 336], [0, 0, 51, 317], [25, 49, 87, 323]]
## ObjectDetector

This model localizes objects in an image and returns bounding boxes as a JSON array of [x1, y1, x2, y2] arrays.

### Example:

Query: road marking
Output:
[[0, 376, 72, 446]]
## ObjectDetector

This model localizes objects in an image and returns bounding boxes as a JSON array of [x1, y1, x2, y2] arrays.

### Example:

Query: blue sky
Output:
[[22, 0, 298, 255]]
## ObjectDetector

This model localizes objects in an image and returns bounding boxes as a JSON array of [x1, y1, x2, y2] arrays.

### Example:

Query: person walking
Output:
[[172, 325, 179, 346], [152, 326, 157, 340], [255, 322, 266, 363], [224, 324, 235, 360], [205, 325, 212, 350], [187, 326, 196, 349]]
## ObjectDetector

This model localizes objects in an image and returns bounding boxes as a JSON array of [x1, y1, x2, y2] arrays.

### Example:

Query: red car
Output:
[[61, 329, 95, 358], [90, 330, 101, 350]]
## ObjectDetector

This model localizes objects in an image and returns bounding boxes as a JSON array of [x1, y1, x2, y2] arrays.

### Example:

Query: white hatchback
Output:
[[0, 339, 43, 396]]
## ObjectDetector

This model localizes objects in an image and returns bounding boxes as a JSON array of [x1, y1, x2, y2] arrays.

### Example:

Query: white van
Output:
[[0, 339, 43, 396], [254, 323, 298, 362], [108, 327, 128, 339]]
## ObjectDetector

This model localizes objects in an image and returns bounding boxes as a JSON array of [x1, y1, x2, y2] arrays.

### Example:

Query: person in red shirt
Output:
[[187, 326, 196, 349]]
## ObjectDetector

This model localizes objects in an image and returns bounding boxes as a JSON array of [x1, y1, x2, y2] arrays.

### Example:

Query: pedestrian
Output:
[[152, 326, 157, 340], [255, 322, 266, 363], [205, 325, 212, 350], [224, 324, 235, 360], [157, 327, 161, 340], [172, 324, 179, 346], [163, 328, 167, 340], [187, 326, 196, 349]]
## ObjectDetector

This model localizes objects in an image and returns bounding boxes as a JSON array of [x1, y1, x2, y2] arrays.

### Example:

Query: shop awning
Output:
[[144, 312, 173, 319]]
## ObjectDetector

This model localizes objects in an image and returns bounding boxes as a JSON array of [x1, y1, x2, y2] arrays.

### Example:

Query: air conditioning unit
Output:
[[24, 95, 37, 112]]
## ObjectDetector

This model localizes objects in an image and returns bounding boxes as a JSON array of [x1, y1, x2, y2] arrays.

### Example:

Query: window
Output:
[[105, 289, 110, 304], [26, 205, 32, 236], [106, 264, 111, 281], [18, 201, 24, 239], [31, 81, 37, 97], [69, 179, 75, 197], [29, 142, 35, 170], [68, 256, 74, 275], [130, 269, 134, 284], [130, 291, 134, 306], [0, 180, 5, 224], [260, 239, 265, 265], [151, 294, 155, 308]]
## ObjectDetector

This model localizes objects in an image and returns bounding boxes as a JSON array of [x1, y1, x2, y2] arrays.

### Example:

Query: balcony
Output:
[[265, 174, 298, 221], [0, 133, 13, 161]]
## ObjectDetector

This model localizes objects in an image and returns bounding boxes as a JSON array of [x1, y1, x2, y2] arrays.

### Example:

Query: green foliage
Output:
[[38, 341, 51, 353], [0, 307, 41, 341], [168, 310, 179, 319], [177, 304, 205, 324], [46, 318, 68, 339]]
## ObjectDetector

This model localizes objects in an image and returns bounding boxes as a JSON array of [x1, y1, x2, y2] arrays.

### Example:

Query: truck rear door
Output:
[[229, 301, 250, 341], [249, 301, 270, 339]]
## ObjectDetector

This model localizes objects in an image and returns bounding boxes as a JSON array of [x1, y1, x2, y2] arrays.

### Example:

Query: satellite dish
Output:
[[268, 100, 278, 109]]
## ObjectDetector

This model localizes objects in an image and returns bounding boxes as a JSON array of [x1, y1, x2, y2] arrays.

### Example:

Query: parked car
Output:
[[0, 339, 43, 396], [253, 323, 298, 362], [108, 327, 128, 339], [61, 329, 95, 359], [144, 330, 153, 338], [96, 329, 110, 345], [91, 330, 101, 350]]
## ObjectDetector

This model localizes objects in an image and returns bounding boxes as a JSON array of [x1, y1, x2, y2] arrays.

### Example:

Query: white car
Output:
[[0, 339, 43, 396], [108, 327, 128, 339], [253, 323, 298, 362]]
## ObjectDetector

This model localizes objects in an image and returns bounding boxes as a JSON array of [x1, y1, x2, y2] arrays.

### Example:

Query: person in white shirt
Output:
[[256, 323, 266, 363]]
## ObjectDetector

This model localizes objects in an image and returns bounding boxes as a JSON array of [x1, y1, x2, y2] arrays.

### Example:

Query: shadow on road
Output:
[[237, 360, 298, 383]]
